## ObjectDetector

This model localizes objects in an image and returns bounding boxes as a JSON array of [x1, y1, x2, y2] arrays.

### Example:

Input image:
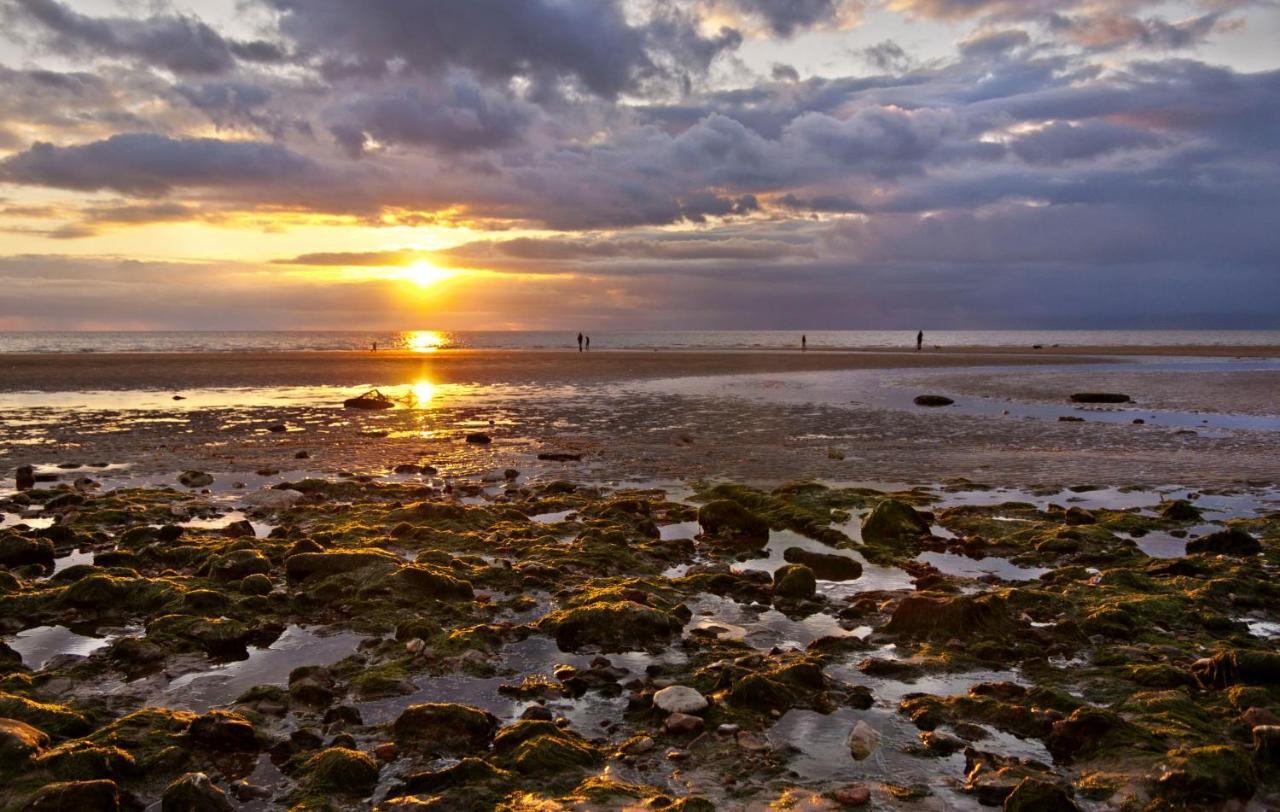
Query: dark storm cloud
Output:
[[442, 233, 814, 265], [1009, 120, 1163, 164], [0, 133, 320, 195], [9, 0, 283, 75], [714, 0, 859, 36], [958, 28, 1031, 58], [264, 0, 737, 99], [274, 250, 420, 267], [1049, 11, 1236, 51]]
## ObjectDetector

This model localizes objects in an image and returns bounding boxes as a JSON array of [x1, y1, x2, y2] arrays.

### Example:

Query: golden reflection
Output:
[[404, 330, 447, 353], [402, 259, 458, 289], [409, 380, 435, 406]]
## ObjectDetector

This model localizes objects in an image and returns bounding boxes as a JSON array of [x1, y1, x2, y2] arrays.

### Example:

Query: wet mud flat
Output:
[[2, 471, 1280, 810]]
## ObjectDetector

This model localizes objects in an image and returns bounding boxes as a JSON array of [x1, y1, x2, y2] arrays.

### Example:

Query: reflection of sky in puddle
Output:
[[1243, 618, 1280, 639], [5, 624, 139, 670], [164, 625, 366, 712], [1, 513, 55, 529], [687, 594, 853, 651], [916, 550, 1049, 581]]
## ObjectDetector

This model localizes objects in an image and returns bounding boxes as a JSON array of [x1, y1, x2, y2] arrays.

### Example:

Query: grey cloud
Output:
[[1009, 120, 1163, 164], [772, 64, 800, 82], [958, 28, 1032, 58], [10, 0, 281, 75], [0, 133, 320, 195], [1050, 11, 1235, 51], [860, 40, 913, 72], [715, 0, 858, 36]]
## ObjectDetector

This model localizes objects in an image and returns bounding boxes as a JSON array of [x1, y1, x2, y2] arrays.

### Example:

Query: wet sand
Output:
[[3, 345, 1276, 392]]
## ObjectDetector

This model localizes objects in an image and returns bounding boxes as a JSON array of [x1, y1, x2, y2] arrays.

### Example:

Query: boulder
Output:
[[161, 772, 234, 812], [392, 704, 498, 753], [783, 547, 862, 580], [178, 471, 214, 488], [0, 534, 55, 569], [1186, 528, 1260, 556], [16, 465, 35, 491], [285, 549, 399, 581], [242, 489, 304, 510], [208, 549, 270, 581], [1002, 777, 1078, 811], [303, 747, 380, 795], [545, 601, 684, 653], [913, 395, 954, 407], [23, 779, 121, 811], [847, 720, 880, 760], [1069, 393, 1131, 404], [653, 686, 708, 715], [772, 564, 816, 600], [393, 565, 474, 600], [1155, 745, 1257, 804], [885, 592, 1015, 639], [861, 499, 930, 548], [697, 500, 769, 547], [1160, 500, 1202, 522], [0, 717, 49, 772], [187, 711, 259, 752]]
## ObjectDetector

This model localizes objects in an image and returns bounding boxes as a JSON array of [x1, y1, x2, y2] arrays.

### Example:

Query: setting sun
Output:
[[402, 260, 458, 289], [404, 330, 447, 352]]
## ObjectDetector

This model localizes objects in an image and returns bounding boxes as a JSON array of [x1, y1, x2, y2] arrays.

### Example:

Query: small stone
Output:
[[374, 742, 398, 762], [653, 685, 708, 715], [465, 433, 492, 445], [666, 748, 690, 761], [621, 736, 655, 755], [15, 465, 35, 491], [664, 712, 705, 735], [161, 771, 234, 812], [736, 731, 768, 751], [267, 424, 287, 432], [295, 451, 310, 459], [178, 470, 214, 488], [717, 723, 741, 735], [848, 720, 880, 760], [833, 784, 871, 806]]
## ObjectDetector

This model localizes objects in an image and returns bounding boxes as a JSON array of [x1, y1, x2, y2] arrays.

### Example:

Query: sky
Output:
[[0, 0, 1278, 331]]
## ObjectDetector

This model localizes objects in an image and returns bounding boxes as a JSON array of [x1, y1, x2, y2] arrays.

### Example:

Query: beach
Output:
[[2, 343, 1280, 809]]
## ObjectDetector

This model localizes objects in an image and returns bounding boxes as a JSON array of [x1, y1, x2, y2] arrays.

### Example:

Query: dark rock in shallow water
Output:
[[392, 703, 498, 753], [783, 547, 862, 580], [23, 779, 121, 811], [15, 465, 36, 491], [1069, 392, 1132, 404], [861, 499, 930, 549], [0, 717, 49, 772], [1159, 499, 1202, 522], [1155, 744, 1258, 804], [343, 389, 394, 410], [697, 500, 769, 547], [177, 471, 213, 488], [0, 535, 55, 569], [885, 593, 1016, 639], [465, 432, 492, 445], [303, 747, 379, 795], [537, 452, 581, 461], [161, 772, 234, 812], [1002, 777, 1078, 811], [913, 395, 954, 407], [545, 601, 684, 653], [1192, 650, 1280, 688], [284, 549, 399, 581], [1186, 527, 1260, 556], [187, 711, 259, 753], [772, 564, 816, 600]]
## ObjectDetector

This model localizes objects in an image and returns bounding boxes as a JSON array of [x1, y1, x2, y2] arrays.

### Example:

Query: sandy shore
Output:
[[2, 345, 1276, 392]]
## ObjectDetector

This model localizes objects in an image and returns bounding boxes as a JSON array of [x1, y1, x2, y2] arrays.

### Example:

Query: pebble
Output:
[[664, 712, 705, 735], [653, 685, 708, 715], [374, 742, 398, 762], [833, 784, 871, 806]]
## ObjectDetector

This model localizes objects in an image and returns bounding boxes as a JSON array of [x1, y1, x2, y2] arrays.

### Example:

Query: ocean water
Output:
[[1, 329, 1278, 353]]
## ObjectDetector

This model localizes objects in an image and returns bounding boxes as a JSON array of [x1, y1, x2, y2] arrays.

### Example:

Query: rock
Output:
[[266, 424, 287, 432], [1186, 527, 1260, 556], [43, 492, 84, 510], [374, 742, 398, 762], [621, 736, 654, 755], [537, 452, 581, 461], [832, 784, 871, 806], [772, 563, 816, 600], [1058, 415, 1085, 422], [222, 520, 255, 538], [1063, 507, 1095, 526], [178, 471, 214, 488], [303, 747, 380, 795], [1046, 706, 1132, 762], [392, 703, 498, 753], [1253, 725, 1280, 764], [653, 686, 708, 715], [913, 395, 954, 407], [161, 772, 234, 812], [1156, 745, 1257, 803], [783, 547, 862, 580], [1193, 650, 1280, 688], [1160, 499, 1202, 522], [0, 535, 55, 568], [1002, 777, 1078, 811], [208, 549, 269, 581], [0, 717, 49, 771], [847, 720, 880, 760], [242, 488, 304, 510], [285, 549, 399, 580], [547, 601, 684, 653], [289, 666, 337, 706], [885, 592, 1015, 639], [15, 465, 35, 491], [393, 565, 474, 600], [187, 711, 259, 752], [664, 712, 705, 735], [465, 433, 492, 445], [294, 450, 310, 459], [23, 779, 121, 811], [1069, 392, 1131, 403], [697, 500, 769, 547], [860, 499, 930, 548]]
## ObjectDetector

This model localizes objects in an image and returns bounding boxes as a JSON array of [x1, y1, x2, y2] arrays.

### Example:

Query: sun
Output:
[[402, 260, 458, 289]]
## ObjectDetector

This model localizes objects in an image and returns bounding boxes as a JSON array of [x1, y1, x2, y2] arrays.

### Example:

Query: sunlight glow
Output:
[[409, 380, 435, 406], [402, 260, 459, 289], [404, 330, 447, 353]]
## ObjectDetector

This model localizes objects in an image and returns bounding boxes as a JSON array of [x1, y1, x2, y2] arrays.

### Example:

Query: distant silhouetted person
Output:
[[801, 335, 807, 351], [372, 340, 378, 352], [585, 335, 590, 351], [916, 330, 923, 352], [577, 332, 583, 352]]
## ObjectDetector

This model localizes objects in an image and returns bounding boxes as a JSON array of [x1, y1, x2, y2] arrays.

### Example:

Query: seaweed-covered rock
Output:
[[1045, 707, 1136, 762], [782, 547, 862, 580], [1186, 528, 1260, 556], [861, 499, 930, 550], [1159, 500, 1202, 522], [32, 742, 135, 781], [303, 747, 380, 795], [0, 693, 91, 737], [0, 534, 55, 569], [1192, 650, 1280, 688], [23, 779, 121, 811], [392, 704, 498, 753], [545, 601, 683, 653], [1002, 777, 1078, 811], [207, 549, 269, 581], [884, 593, 1015, 639], [697, 500, 769, 547], [1155, 745, 1257, 803], [187, 711, 259, 752], [0, 717, 48, 772], [161, 772, 234, 812], [284, 549, 399, 581], [393, 565, 474, 600], [178, 471, 214, 488], [772, 564, 816, 600]]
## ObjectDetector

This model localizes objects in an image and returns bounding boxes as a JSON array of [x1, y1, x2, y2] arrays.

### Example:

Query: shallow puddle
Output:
[[5, 624, 138, 670], [916, 551, 1049, 581]]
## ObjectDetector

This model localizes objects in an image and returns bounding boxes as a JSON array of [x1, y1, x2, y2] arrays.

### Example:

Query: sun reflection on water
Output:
[[403, 330, 448, 353], [409, 381, 435, 406]]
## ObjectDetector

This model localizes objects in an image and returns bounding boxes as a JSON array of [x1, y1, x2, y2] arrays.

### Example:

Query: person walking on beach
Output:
[[916, 330, 923, 352], [372, 340, 378, 352], [802, 335, 807, 351], [585, 335, 590, 351], [577, 332, 583, 352]]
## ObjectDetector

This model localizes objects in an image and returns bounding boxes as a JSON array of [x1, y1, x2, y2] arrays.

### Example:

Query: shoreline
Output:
[[2, 345, 1277, 392]]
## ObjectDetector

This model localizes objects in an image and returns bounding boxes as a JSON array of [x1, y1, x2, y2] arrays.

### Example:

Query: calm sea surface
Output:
[[1, 330, 1278, 353]]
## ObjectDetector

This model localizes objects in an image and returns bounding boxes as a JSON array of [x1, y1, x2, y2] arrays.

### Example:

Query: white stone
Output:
[[848, 720, 880, 760], [653, 685, 708, 715], [243, 489, 304, 510]]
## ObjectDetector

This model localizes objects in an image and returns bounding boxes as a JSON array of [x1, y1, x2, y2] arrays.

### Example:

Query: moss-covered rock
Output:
[[1186, 528, 1261, 556], [772, 564, 816, 600], [207, 549, 270, 581], [885, 592, 1016, 639], [161, 771, 234, 811], [32, 742, 135, 782], [1154, 745, 1257, 803], [861, 499, 930, 554], [285, 549, 399, 581], [392, 703, 497, 753], [0, 717, 48, 773], [0, 534, 55, 569], [303, 747, 380, 795], [392, 565, 474, 600], [782, 547, 862, 580], [23, 779, 121, 811], [544, 600, 683, 652], [697, 500, 769, 548]]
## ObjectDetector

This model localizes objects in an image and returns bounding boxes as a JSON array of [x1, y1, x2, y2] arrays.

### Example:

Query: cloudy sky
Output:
[[1, 0, 1277, 330]]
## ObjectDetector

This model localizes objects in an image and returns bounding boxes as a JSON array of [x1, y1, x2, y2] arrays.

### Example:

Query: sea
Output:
[[1, 330, 1278, 354]]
